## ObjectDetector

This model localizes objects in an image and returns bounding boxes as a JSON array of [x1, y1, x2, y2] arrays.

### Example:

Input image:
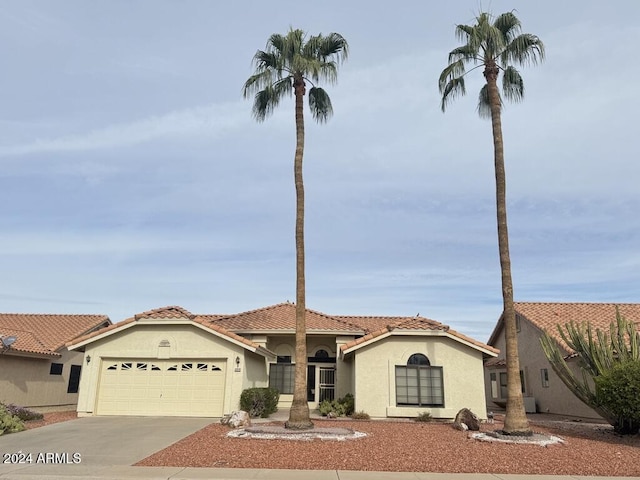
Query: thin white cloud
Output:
[[0, 101, 250, 157]]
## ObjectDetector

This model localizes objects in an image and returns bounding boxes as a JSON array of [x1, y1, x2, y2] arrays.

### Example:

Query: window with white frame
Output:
[[395, 353, 444, 407]]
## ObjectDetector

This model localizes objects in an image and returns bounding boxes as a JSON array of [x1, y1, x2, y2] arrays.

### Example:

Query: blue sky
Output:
[[1, 1, 638, 342]]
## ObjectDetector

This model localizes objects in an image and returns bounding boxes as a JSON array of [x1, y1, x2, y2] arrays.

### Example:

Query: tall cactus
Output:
[[540, 308, 640, 432]]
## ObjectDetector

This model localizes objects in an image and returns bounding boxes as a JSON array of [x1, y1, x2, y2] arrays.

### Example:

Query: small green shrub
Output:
[[318, 394, 355, 417], [350, 410, 370, 420], [239, 387, 280, 418], [339, 393, 355, 416], [0, 403, 25, 435], [5, 404, 43, 421], [595, 361, 640, 434], [415, 411, 433, 422]]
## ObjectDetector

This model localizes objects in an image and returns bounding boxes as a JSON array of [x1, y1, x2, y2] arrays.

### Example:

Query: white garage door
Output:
[[96, 359, 226, 416]]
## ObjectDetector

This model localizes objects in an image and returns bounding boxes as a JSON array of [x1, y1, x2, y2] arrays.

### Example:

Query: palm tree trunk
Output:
[[286, 76, 313, 430], [484, 63, 531, 435]]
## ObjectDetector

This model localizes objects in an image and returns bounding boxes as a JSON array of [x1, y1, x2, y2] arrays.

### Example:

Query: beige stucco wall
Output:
[[353, 335, 488, 419], [0, 348, 83, 408], [487, 318, 602, 419], [75, 322, 267, 416]]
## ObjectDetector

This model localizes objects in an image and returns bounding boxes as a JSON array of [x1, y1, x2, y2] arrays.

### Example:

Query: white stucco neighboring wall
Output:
[[353, 335, 488, 419], [75, 323, 266, 416], [487, 318, 602, 419]]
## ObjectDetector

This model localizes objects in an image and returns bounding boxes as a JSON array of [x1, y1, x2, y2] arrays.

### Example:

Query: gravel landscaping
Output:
[[136, 415, 640, 476], [22, 411, 640, 475], [24, 410, 77, 430]]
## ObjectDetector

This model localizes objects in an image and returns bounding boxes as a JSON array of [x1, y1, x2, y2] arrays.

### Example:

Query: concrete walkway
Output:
[[0, 466, 637, 480]]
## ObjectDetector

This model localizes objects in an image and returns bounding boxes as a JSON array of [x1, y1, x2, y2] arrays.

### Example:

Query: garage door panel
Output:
[[96, 359, 226, 416]]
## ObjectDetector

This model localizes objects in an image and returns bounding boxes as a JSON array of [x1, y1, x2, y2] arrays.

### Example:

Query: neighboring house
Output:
[[484, 302, 640, 419], [67, 303, 498, 419], [0, 313, 111, 409]]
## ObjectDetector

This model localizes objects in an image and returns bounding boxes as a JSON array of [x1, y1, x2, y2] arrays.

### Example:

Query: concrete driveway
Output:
[[0, 416, 212, 472]]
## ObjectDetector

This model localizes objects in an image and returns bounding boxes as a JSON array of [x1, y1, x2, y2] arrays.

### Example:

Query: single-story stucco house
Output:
[[0, 313, 111, 409], [484, 302, 640, 419], [67, 303, 498, 419]]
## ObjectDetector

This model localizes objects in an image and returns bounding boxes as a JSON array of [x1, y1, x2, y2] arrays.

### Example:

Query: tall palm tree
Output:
[[243, 28, 348, 429], [439, 11, 544, 435]]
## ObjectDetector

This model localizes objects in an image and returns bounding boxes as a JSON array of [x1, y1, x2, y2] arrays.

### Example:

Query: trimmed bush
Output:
[[4, 404, 43, 422], [0, 403, 25, 435], [239, 387, 280, 418]]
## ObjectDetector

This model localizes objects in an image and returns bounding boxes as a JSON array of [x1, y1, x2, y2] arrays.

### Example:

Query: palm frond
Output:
[[502, 66, 524, 102], [308, 87, 333, 123], [251, 78, 292, 122], [455, 23, 475, 42], [267, 33, 286, 55], [243, 70, 275, 97], [448, 44, 480, 64], [501, 33, 545, 67], [439, 59, 466, 91], [477, 84, 494, 118], [493, 11, 521, 43], [440, 77, 466, 112], [305, 32, 349, 63]]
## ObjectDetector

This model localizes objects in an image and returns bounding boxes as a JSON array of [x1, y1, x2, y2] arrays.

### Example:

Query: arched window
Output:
[[315, 349, 329, 359], [407, 353, 430, 366], [396, 353, 443, 407]]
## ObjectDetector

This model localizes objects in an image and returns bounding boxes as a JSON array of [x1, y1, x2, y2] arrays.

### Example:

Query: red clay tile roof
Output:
[[340, 315, 499, 355], [0, 313, 111, 357], [67, 306, 267, 354], [135, 305, 195, 320], [484, 357, 506, 368], [207, 303, 364, 333], [333, 315, 413, 334], [489, 302, 640, 353], [66, 303, 496, 358]]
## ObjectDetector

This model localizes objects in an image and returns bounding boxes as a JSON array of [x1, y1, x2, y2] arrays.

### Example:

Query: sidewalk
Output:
[[1, 465, 637, 480]]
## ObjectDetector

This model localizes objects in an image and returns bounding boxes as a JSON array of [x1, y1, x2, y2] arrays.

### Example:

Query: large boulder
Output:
[[453, 408, 480, 431], [220, 410, 252, 428]]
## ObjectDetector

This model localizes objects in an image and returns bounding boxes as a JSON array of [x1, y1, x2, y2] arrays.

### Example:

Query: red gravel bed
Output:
[[24, 410, 78, 430], [136, 418, 640, 476]]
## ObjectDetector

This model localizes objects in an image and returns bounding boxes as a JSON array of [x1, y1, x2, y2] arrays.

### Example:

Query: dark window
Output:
[[49, 363, 63, 375], [67, 365, 81, 393], [407, 353, 430, 366], [520, 369, 526, 393], [541, 368, 549, 388], [277, 355, 291, 363], [499, 372, 508, 398], [269, 363, 295, 394], [395, 354, 443, 407]]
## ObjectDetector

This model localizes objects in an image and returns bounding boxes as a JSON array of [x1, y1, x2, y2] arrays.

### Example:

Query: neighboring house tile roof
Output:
[[207, 303, 364, 333], [0, 313, 111, 357], [488, 302, 640, 354], [67, 306, 270, 356]]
